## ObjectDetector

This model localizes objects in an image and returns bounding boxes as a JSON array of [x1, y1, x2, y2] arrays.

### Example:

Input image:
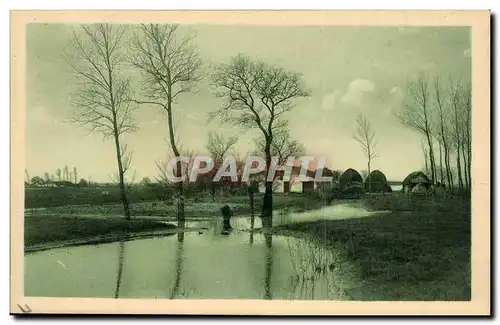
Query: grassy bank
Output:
[[25, 193, 324, 219], [25, 215, 177, 252], [273, 194, 471, 301]]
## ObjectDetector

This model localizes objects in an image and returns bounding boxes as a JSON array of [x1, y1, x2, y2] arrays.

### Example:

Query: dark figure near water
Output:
[[221, 204, 233, 234]]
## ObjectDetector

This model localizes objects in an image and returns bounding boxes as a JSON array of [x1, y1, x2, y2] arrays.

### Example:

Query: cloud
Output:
[[321, 90, 340, 111], [389, 86, 404, 99], [386, 86, 405, 117], [463, 48, 471, 58], [340, 79, 376, 106]]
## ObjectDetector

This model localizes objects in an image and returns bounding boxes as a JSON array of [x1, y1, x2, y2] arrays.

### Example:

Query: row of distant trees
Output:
[[397, 73, 471, 194], [24, 166, 90, 187]]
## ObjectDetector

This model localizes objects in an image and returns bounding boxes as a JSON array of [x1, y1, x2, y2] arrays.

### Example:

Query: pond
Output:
[[24, 205, 379, 300]]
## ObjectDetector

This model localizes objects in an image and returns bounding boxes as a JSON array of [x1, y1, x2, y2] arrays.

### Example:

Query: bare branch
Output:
[[211, 54, 309, 157]]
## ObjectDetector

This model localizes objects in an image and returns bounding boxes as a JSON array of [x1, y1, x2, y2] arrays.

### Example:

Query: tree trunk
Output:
[[426, 133, 436, 183], [367, 160, 371, 192], [461, 143, 469, 191], [176, 162, 185, 222], [166, 104, 185, 223], [467, 134, 472, 193], [444, 145, 454, 191], [456, 144, 463, 192], [113, 131, 131, 221], [438, 141, 444, 184], [261, 145, 273, 219], [423, 148, 429, 175]]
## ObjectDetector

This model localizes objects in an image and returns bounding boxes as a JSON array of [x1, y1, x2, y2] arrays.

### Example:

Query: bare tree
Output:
[[396, 73, 436, 183], [55, 168, 61, 182], [254, 127, 305, 193], [156, 147, 195, 206], [211, 54, 309, 218], [131, 24, 202, 222], [66, 24, 138, 220], [44, 172, 50, 183], [206, 131, 238, 166], [73, 166, 78, 184], [352, 113, 379, 192], [420, 140, 430, 176], [449, 80, 465, 192], [63, 165, 69, 182], [434, 75, 454, 189], [461, 82, 472, 191], [205, 131, 238, 196]]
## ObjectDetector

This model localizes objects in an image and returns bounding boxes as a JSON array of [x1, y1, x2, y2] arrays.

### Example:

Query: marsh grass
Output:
[[277, 194, 471, 300], [284, 236, 357, 300]]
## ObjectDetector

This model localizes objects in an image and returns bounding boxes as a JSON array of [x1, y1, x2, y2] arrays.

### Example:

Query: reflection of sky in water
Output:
[[25, 232, 355, 300], [25, 204, 380, 299], [185, 204, 386, 230]]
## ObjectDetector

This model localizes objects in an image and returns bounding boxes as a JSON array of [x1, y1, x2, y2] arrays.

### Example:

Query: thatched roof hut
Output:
[[402, 171, 432, 193], [364, 170, 390, 193], [339, 168, 363, 189], [411, 183, 428, 195]]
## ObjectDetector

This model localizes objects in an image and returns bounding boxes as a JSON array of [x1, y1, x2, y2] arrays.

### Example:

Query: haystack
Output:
[[411, 183, 428, 195], [339, 168, 363, 189], [364, 170, 390, 193], [402, 171, 432, 193]]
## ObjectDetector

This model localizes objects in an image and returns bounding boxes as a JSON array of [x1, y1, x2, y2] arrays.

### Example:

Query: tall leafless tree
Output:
[[449, 80, 465, 192], [434, 75, 454, 189], [63, 165, 69, 182], [206, 131, 238, 196], [211, 54, 309, 218], [206, 131, 238, 166], [353, 113, 379, 192], [73, 166, 78, 184], [131, 24, 202, 222], [66, 24, 138, 220], [254, 127, 305, 193], [396, 73, 436, 183], [462, 82, 472, 191]]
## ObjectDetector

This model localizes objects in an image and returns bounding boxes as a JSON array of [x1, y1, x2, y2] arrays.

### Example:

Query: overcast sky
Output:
[[26, 24, 471, 182]]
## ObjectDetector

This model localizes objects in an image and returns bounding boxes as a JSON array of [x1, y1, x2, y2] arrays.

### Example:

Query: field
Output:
[[273, 193, 471, 300], [25, 186, 165, 208]]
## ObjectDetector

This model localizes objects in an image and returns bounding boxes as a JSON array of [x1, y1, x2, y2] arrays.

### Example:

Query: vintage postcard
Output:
[[10, 10, 490, 315]]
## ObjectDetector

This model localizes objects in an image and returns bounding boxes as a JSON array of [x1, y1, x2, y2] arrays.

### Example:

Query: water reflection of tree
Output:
[[284, 238, 352, 300], [170, 220, 185, 299], [114, 240, 126, 299], [248, 181, 258, 245], [263, 217, 273, 300]]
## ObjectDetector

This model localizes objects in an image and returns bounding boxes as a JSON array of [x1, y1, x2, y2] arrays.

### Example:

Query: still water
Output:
[[25, 205, 378, 300]]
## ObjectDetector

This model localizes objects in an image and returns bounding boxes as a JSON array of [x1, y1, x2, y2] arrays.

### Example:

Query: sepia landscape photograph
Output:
[[11, 11, 490, 315]]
